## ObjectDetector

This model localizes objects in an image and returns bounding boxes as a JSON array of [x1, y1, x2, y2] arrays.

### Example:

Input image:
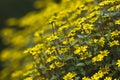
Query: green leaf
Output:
[[75, 77, 80, 80], [68, 66, 75, 71], [50, 76, 58, 80], [85, 60, 92, 65], [70, 40, 78, 46], [65, 56, 74, 61], [80, 68, 86, 76], [76, 63, 85, 67]]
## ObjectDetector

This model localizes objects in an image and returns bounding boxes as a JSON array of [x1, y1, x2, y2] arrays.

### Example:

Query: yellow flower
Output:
[[89, 39, 98, 44], [116, 60, 120, 67], [46, 47, 56, 54], [108, 40, 119, 47], [69, 37, 75, 42], [82, 76, 91, 80], [47, 56, 57, 63], [58, 24, 69, 31], [74, 47, 81, 54], [115, 20, 120, 25], [46, 35, 59, 41], [92, 50, 109, 63], [104, 77, 112, 80], [100, 50, 109, 56], [55, 61, 65, 68], [59, 47, 69, 54], [82, 23, 94, 33], [93, 39, 98, 43], [99, 1, 115, 7], [91, 66, 110, 80], [80, 52, 92, 60], [99, 37, 105, 47], [11, 70, 23, 78], [99, 66, 110, 74], [62, 40, 68, 44], [91, 72, 103, 80], [49, 63, 55, 70], [63, 72, 77, 80], [74, 45, 88, 55], [24, 77, 33, 80], [92, 54, 104, 63], [81, 45, 88, 52], [111, 30, 120, 39]]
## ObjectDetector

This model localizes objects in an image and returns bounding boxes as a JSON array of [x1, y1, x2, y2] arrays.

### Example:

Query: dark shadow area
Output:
[[0, 0, 35, 29]]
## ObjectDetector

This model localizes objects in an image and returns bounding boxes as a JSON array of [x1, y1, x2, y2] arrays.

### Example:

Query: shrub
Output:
[[0, 0, 120, 80]]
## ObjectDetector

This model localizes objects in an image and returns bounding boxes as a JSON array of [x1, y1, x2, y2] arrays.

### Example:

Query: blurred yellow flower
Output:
[[63, 72, 76, 80], [116, 60, 120, 67]]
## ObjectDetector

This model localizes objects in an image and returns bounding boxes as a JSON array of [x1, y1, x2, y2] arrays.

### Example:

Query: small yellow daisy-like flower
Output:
[[62, 40, 68, 44], [47, 56, 57, 63], [115, 20, 120, 25], [104, 77, 112, 80], [24, 77, 33, 80], [69, 37, 75, 42], [63, 72, 77, 80], [108, 40, 119, 47], [46, 35, 59, 41], [99, 37, 105, 47], [116, 60, 120, 67], [111, 30, 120, 38], [82, 76, 91, 80], [55, 61, 65, 68], [100, 50, 109, 56], [81, 45, 88, 52], [49, 63, 55, 70], [93, 39, 98, 43]]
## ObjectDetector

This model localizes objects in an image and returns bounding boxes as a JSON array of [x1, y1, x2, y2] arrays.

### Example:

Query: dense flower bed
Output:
[[0, 0, 120, 80]]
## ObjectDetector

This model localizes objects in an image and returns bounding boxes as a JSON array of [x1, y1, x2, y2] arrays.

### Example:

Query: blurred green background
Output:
[[0, 0, 35, 70], [0, 0, 61, 50], [0, 0, 35, 28], [0, 0, 61, 70], [0, 0, 35, 50]]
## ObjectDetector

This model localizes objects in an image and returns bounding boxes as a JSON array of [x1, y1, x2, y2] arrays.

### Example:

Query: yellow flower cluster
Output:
[[74, 45, 88, 55], [82, 66, 110, 80], [49, 61, 65, 70], [92, 50, 109, 63], [91, 66, 110, 80]]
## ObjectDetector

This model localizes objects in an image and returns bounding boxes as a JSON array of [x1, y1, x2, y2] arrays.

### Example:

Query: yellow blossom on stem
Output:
[[99, 37, 105, 47], [63, 72, 77, 80], [82, 76, 91, 80], [92, 50, 109, 63], [24, 77, 33, 80], [46, 56, 57, 63], [104, 77, 112, 80], [74, 45, 88, 55], [55, 61, 65, 68], [91, 66, 110, 80], [111, 30, 120, 39], [108, 40, 119, 47], [49, 63, 55, 70], [116, 60, 120, 67], [115, 20, 120, 25], [46, 35, 59, 41]]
